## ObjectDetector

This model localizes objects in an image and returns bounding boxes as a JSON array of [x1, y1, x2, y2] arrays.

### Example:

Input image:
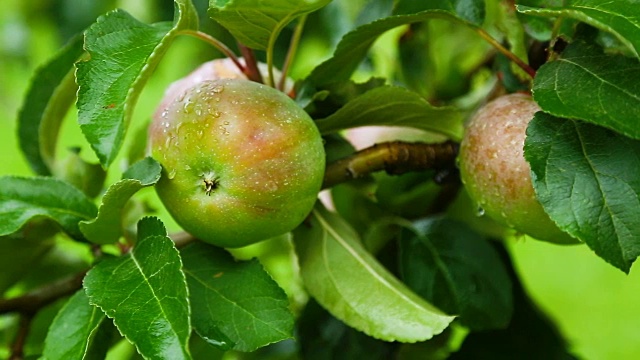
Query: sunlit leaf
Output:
[[517, 0, 640, 58], [182, 242, 294, 352], [76, 0, 198, 168], [0, 176, 97, 240], [533, 40, 640, 140], [18, 34, 84, 175], [41, 290, 106, 360], [208, 0, 331, 50], [83, 217, 191, 359], [79, 157, 162, 244], [293, 204, 455, 342], [314, 85, 465, 140], [525, 113, 640, 272]]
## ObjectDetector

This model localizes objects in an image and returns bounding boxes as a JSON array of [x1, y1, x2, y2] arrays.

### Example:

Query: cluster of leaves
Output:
[[1, 0, 639, 359]]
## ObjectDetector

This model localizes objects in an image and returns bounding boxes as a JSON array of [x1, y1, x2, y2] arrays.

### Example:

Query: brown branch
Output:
[[0, 271, 86, 316], [322, 141, 459, 189]]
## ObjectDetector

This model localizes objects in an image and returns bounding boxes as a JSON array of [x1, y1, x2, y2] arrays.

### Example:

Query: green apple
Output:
[[149, 78, 325, 248], [458, 93, 577, 244]]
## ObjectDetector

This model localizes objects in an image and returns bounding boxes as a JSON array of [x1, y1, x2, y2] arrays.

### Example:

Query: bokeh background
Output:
[[1, 1, 639, 359]]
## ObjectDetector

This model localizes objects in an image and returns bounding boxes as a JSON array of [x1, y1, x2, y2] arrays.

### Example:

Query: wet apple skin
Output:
[[458, 93, 577, 244], [149, 79, 325, 247]]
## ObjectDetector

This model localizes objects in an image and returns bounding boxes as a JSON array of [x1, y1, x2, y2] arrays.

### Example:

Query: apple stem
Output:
[[179, 30, 246, 73], [322, 141, 459, 189], [475, 28, 536, 79], [238, 44, 264, 83], [279, 15, 307, 92]]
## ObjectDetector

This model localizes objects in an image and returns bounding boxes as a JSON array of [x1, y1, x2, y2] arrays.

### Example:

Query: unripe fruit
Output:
[[149, 78, 325, 248], [458, 93, 576, 244]]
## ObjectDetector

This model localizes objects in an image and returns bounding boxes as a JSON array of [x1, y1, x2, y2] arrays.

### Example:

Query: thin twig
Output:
[[322, 141, 459, 189], [476, 28, 536, 78], [179, 30, 245, 73], [9, 314, 32, 360], [278, 15, 307, 91]]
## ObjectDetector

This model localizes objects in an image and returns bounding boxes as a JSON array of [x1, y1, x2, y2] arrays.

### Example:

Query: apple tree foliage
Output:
[[1, 0, 640, 358]]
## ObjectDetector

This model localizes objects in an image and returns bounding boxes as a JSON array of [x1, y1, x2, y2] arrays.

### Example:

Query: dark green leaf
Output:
[[292, 204, 455, 342], [208, 0, 331, 50], [297, 299, 398, 360], [305, 10, 472, 87], [79, 158, 162, 244], [0, 220, 57, 294], [449, 243, 577, 360], [525, 113, 640, 272], [182, 242, 293, 352], [76, 0, 198, 168], [17, 34, 84, 175], [41, 290, 106, 360], [83, 217, 191, 359], [399, 218, 513, 331], [0, 176, 97, 240], [517, 0, 640, 58], [314, 85, 465, 140], [533, 41, 640, 140]]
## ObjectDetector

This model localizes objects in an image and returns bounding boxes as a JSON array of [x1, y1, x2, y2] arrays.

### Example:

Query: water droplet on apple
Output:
[[212, 85, 224, 93], [476, 206, 485, 217], [184, 165, 191, 171], [168, 169, 177, 179]]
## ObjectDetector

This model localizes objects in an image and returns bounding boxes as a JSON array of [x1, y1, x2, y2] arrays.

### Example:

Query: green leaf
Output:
[[41, 290, 106, 360], [517, 0, 640, 58], [297, 299, 397, 360], [79, 157, 162, 244], [208, 0, 331, 50], [0, 176, 97, 240], [83, 217, 191, 359], [305, 10, 472, 87], [449, 243, 577, 360], [524, 113, 640, 273], [394, 0, 486, 25], [181, 242, 293, 352], [55, 149, 108, 198], [0, 220, 57, 294], [314, 85, 465, 140], [292, 204, 455, 342], [76, 0, 198, 168], [533, 40, 640, 140], [399, 218, 513, 331], [17, 34, 85, 176]]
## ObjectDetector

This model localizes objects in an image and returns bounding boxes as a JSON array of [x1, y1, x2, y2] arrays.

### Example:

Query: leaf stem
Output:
[[475, 28, 536, 78], [179, 30, 245, 73], [278, 15, 307, 91], [238, 44, 264, 83], [322, 141, 459, 189]]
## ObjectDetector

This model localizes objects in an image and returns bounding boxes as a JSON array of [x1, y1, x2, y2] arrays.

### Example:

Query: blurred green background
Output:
[[1, 1, 639, 359]]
